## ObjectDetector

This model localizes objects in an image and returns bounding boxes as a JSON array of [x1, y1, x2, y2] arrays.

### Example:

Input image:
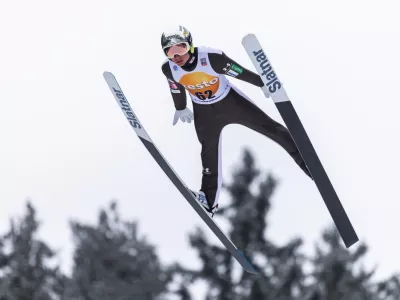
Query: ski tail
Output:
[[241, 34, 359, 248], [103, 71, 258, 274]]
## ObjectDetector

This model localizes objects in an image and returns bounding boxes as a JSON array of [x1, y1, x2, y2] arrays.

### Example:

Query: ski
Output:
[[103, 71, 258, 274], [241, 34, 359, 248]]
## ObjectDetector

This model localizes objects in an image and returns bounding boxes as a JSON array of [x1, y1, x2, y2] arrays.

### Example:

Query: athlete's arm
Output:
[[161, 61, 187, 110], [208, 51, 264, 87]]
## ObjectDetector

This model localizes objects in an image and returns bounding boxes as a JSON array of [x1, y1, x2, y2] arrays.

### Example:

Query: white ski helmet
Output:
[[161, 25, 193, 58]]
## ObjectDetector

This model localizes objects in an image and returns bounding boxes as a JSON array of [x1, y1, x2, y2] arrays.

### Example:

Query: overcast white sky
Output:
[[1, 0, 400, 297]]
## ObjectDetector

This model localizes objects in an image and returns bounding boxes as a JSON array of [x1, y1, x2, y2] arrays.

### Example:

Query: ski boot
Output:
[[291, 150, 313, 180], [190, 190, 218, 218]]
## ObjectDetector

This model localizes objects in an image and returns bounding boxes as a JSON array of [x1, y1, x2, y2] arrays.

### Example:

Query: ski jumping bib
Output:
[[168, 47, 231, 105]]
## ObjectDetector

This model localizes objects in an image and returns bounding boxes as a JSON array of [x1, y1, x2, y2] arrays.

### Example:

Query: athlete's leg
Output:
[[193, 104, 226, 212], [229, 85, 313, 179], [199, 129, 224, 210]]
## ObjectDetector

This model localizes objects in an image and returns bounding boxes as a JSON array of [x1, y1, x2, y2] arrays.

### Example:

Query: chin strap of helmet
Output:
[[182, 45, 197, 69]]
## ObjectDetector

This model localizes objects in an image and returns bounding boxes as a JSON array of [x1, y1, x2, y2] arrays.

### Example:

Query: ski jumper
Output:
[[161, 46, 312, 210]]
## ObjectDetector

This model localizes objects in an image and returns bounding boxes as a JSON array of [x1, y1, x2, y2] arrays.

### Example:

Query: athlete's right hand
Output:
[[173, 107, 194, 126]]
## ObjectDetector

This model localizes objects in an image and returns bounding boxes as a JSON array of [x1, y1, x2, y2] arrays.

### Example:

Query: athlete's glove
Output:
[[172, 107, 194, 125]]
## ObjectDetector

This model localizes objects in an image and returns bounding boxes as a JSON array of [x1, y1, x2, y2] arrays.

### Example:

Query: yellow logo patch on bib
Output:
[[179, 72, 219, 100]]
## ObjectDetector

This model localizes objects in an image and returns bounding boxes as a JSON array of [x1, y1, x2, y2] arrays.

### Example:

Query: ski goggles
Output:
[[163, 42, 190, 59]]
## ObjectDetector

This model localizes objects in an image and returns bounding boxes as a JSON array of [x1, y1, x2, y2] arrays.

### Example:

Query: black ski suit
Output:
[[161, 46, 311, 210]]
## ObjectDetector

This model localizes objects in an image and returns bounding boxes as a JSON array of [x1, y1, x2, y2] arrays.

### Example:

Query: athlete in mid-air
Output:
[[161, 25, 312, 217]]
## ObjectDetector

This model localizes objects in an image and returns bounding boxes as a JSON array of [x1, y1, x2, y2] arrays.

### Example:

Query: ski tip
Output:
[[103, 71, 114, 79], [242, 33, 257, 44], [236, 249, 258, 275]]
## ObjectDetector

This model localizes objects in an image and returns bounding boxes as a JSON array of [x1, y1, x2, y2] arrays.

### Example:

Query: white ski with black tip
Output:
[[241, 34, 359, 248], [103, 71, 258, 274]]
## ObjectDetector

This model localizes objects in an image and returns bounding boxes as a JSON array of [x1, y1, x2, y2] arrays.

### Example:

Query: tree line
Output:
[[1, 148, 399, 300]]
